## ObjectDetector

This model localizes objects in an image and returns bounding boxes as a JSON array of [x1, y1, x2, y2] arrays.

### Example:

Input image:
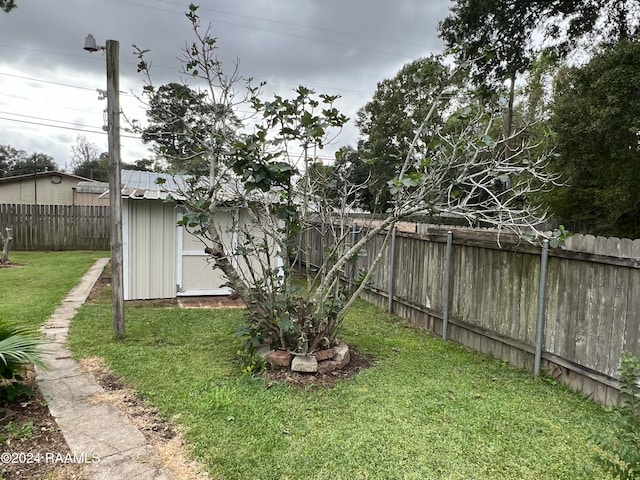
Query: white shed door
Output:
[[177, 211, 234, 296]]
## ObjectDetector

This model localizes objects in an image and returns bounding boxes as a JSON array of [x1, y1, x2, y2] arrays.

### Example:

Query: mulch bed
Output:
[[0, 368, 88, 480]]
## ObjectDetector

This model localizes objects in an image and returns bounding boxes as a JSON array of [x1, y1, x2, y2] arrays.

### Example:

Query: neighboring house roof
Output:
[[0, 170, 93, 184]]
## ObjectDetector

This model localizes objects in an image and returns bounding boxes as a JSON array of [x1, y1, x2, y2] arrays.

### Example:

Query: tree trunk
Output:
[[1, 227, 13, 265], [504, 71, 516, 158]]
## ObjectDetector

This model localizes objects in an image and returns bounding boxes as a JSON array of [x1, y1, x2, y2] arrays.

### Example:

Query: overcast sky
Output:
[[0, 0, 452, 170]]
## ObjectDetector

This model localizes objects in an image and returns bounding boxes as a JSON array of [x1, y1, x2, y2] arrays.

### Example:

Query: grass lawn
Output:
[[0, 251, 107, 328], [69, 294, 616, 479]]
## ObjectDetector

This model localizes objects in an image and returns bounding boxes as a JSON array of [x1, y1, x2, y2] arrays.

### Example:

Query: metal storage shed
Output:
[[120, 170, 266, 301]]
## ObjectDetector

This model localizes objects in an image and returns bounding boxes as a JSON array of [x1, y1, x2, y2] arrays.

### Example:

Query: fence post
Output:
[[349, 223, 357, 290], [387, 226, 397, 315], [534, 239, 550, 377], [442, 230, 453, 340]]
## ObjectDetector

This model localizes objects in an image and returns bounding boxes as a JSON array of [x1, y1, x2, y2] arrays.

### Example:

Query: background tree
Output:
[[355, 56, 451, 211], [8, 153, 57, 176], [439, 0, 544, 140], [545, 40, 640, 238], [70, 135, 106, 180], [546, 0, 640, 55], [0, 145, 58, 177], [72, 153, 108, 181], [0, 145, 22, 177], [141, 82, 242, 176], [71, 135, 98, 167], [0, 0, 16, 13], [131, 158, 160, 172]]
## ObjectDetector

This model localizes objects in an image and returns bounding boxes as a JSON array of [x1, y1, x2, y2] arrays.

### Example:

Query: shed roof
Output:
[[117, 170, 248, 203], [120, 170, 190, 200]]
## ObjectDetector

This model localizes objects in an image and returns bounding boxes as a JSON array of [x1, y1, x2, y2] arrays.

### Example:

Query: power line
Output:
[[0, 72, 97, 92], [0, 46, 373, 97], [0, 72, 131, 95], [0, 92, 100, 114], [113, 0, 418, 60], [153, 0, 437, 50], [0, 110, 102, 129], [0, 116, 140, 139]]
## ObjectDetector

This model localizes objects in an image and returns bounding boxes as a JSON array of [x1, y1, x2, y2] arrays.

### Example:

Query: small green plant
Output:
[[1, 420, 35, 443], [0, 320, 48, 404], [235, 349, 267, 376], [591, 351, 640, 479], [549, 225, 571, 248]]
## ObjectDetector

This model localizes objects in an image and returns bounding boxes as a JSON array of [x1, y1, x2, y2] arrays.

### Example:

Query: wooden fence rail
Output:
[[0, 203, 110, 251], [305, 224, 640, 406]]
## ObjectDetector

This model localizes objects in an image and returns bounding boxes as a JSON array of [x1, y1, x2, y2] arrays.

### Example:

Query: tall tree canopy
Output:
[[546, 40, 640, 238], [141, 82, 241, 176], [439, 0, 542, 96], [546, 0, 640, 54], [0, 145, 58, 177], [355, 56, 451, 211], [439, 0, 640, 140]]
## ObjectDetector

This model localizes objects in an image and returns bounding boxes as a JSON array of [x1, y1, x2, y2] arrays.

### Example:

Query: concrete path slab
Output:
[[35, 258, 174, 480]]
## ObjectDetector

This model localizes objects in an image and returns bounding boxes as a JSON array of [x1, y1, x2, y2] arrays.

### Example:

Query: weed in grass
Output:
[[1, 420, 34, 443], [236, 350, 267, 376]]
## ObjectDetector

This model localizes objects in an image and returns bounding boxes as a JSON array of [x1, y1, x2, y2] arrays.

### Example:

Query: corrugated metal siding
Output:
[[126, 199, 177, 300]]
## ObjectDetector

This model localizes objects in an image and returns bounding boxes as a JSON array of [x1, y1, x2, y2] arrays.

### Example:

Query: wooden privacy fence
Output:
[[0, 203, 110, 251], [305, 223, 640, 406]]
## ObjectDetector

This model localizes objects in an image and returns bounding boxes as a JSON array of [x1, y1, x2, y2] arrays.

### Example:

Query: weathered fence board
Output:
[[305, 223, 640, 406], [0, 203, 110, 251]]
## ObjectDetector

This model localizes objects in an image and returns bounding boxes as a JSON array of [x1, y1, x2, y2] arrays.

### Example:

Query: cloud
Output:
[[0, 0, 451, 164]]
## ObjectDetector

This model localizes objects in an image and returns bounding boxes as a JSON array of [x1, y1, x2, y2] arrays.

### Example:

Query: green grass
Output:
[[0, 251, 106, 328], [69, 297, 616, 480]]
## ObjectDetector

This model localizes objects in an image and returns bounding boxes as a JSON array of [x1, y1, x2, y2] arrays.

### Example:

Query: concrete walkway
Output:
[[35, 258, 173, 480]]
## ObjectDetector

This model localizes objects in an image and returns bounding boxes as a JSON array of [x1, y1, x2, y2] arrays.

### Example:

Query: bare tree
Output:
[[0, 227, 13, 265], [136, 4, 560, 358], [71, 135, 99, 168]]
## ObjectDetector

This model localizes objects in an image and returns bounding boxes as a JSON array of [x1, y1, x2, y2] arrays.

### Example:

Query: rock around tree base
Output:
[[264, 342, 351, 374]]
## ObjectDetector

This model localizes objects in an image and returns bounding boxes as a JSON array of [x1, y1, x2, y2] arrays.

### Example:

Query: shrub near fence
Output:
[[305, 223, 640, 406], [0, 204, 110, 251]]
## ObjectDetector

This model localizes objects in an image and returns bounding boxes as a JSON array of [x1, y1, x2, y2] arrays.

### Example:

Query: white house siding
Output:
[[123, 199, 177, 300]]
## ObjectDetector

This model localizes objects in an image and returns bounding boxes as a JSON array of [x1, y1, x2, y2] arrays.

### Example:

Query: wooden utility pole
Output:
[[106, 39, 125, 339]]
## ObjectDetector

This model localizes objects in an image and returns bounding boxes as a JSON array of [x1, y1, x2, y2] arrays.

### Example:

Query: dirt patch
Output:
[[85, 267, 111, 303], [260, 349, 374, 389], [177, 296, 244, 309], [0, 263, 25, 269], [0, 367, 89, 480], [78, 358, 209, 480]]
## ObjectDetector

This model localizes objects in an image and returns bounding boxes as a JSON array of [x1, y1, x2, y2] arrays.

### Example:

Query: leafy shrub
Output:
[[0, 320, 48, 404], [592, 352, 640, 479]]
